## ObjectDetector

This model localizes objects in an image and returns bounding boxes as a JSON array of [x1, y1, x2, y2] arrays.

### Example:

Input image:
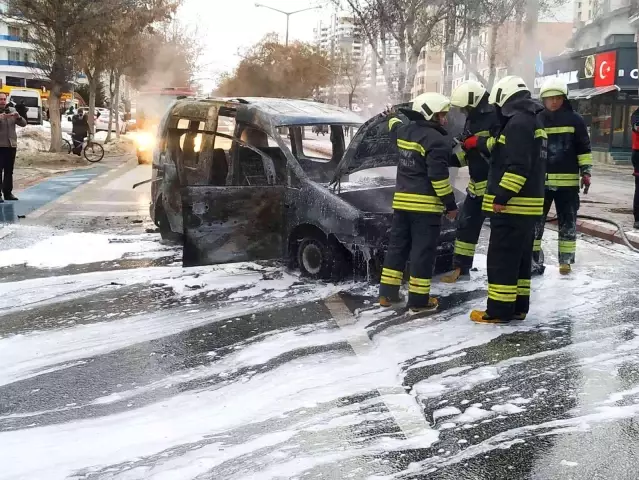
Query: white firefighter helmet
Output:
[[450, 80, 487, 109], [540, 76, 568, 98], [411, 92, 451, 121], [488, 75, 529, 107]]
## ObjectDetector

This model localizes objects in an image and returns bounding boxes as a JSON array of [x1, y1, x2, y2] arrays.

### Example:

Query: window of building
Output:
[[8, 50, 20, 62]]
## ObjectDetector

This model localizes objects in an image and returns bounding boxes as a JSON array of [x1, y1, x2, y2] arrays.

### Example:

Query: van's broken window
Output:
[[235, 124, 286, 186]]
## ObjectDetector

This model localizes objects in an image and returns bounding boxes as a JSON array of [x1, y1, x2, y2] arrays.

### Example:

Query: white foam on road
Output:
[[0, 232, 175, 268]]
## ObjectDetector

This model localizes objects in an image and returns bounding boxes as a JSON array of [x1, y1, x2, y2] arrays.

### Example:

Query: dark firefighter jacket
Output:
[[477, 94, 547, 218], [449, 93, 500, 197], [538, 100, 592, 188], [388, 110, 457, 214]]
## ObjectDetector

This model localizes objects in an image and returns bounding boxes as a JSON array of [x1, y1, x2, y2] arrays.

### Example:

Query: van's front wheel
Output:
[[297, 236, 349, 281]]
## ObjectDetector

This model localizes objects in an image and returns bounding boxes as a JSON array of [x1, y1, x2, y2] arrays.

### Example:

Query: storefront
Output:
[[534, 42, 639, 160]]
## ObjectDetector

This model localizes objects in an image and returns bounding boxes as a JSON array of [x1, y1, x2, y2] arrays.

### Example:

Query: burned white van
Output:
[[150, 97, 462, 280]]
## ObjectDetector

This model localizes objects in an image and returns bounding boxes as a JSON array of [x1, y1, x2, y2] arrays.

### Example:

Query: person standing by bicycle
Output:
[[71, 110, 90, 156], [0, 92, 27, 203]]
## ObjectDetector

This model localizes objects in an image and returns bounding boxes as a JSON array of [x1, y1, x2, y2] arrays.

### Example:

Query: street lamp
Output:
[[254, 3, 322, 47]]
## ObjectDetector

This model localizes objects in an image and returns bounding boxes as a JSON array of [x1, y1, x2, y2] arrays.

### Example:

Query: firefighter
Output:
[[533, 77, 592, 275], [379, 92, 458, 313], [442, 80, 499, 283], [463, 75, 547, 324]]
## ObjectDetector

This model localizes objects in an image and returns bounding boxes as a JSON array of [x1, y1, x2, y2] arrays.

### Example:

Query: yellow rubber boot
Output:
[[441, 268, 470, 283], [409, 297, 439, 313], [470, 310, 510, 324], [441, 268, 462, 283], [379, 296, 402, 307], [559, 264, 571, 275]]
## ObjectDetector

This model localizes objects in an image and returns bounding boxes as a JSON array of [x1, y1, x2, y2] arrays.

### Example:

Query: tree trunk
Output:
[[521, 0, 540, 87], [404, 50, 419, 102], [114, 72, 121, 138], [48, 83, 62, 152], [348, 91, 353, 110], [87, 69, 100, 134], [487, 24, 499, 89], [105, 70, 116, 143], [443, 8, 457, 95], [397, 42, 408, 102]]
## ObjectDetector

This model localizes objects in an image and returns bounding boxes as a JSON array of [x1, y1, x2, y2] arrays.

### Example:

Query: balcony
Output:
[[0, 59, 40, 68]]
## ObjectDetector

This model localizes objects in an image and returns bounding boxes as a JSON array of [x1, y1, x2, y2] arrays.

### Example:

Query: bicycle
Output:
[[62, 133, 105, 163]]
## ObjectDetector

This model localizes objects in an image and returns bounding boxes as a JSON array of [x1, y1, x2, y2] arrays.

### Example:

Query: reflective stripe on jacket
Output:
[[478, 95, 547, 217], [388, 113, 456, 214], [538, 101, 592, 187]]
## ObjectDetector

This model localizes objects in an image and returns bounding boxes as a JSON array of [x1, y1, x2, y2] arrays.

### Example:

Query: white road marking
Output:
[[66, 211, 148, 217], [323, 294, 431, 439], [71, 201, 147, 206]]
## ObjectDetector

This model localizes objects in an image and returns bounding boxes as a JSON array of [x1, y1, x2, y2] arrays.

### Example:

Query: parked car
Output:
[[149, 97, 461, 280], [8, 88, 43, 125]]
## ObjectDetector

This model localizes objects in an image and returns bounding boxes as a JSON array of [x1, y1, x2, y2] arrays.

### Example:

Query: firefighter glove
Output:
[[581, 174, 591, 187], [462, 135, 478, 151]]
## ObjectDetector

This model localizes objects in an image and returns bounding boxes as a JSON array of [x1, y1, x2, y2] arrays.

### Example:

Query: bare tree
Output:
[[334, 0, 448, 102], [8, 0, 179, 151], [7, 0, 123, 151], [337, 50, 369, 110]]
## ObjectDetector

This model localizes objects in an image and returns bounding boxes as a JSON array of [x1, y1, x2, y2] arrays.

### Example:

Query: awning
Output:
[[568, 85, 620, 100]]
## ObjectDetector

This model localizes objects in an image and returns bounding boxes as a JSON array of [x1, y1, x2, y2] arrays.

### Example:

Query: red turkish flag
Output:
[[594, 51, 616, 87]]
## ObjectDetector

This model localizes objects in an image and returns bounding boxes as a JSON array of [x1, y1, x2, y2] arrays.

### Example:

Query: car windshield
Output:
[[11, 95, 38, 107]]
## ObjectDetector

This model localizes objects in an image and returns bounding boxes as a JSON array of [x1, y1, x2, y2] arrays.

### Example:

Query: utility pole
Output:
[[255, 3, 322, 47]]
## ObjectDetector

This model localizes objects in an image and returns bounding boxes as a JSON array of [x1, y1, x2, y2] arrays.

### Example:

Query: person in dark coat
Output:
[[71, 111, 90, 156]]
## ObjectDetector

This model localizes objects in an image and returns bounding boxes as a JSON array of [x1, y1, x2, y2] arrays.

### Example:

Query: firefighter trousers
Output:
[[452, 194, 485, 272], [379, 210, 441, 309], [533, 188, 579, 265], [487, 216, 535, 319]]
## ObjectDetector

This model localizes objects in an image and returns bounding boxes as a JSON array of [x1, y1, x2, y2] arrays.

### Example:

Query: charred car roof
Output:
[[172, 97, 364, 128]]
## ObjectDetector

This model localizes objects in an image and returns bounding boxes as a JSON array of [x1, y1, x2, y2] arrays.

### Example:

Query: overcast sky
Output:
[[179, 0, 327, 91], [179, 0, 573, 92]]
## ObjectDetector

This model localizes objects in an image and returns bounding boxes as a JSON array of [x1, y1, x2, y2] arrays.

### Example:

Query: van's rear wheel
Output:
[[297, 236, 349, 281]]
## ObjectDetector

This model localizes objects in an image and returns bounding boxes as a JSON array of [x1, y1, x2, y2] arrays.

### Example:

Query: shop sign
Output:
[[534, 70, 578, 89]]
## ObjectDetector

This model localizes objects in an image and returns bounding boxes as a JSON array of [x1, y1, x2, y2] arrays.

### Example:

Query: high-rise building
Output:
[[0, 2, 44, 88], [313, 6, 365, 106]]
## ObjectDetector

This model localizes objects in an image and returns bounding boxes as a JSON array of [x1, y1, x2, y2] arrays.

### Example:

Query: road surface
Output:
[[1, 158, 639, 479]]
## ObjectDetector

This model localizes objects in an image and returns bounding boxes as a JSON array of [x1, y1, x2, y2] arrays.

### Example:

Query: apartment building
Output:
[[571, 0, 636, 49], [448, 21, 573, 91], [314, 8, 366, 105], [411, 47, 444, 97], [0, 3, 44, 88]]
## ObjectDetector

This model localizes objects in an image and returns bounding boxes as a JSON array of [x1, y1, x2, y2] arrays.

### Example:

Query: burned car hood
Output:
[[330, 112, 404, 185], [330, 105, 468, 185], [336, 185, 395, 214]]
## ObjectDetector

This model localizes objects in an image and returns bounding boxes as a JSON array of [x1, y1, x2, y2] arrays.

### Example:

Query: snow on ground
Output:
[[2, 230, 639, 479], [0, 232, 174, 268]]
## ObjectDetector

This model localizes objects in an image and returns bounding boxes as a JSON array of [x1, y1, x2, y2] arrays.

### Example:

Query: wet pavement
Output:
[[2, 220, 639, 479]]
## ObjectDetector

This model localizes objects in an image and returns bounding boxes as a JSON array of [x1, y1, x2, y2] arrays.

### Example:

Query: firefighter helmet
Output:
[[411, 92, 451, 121], [488, 75, 529, 107], [540, 77, 568, 98], [450, 80, 486, 109]]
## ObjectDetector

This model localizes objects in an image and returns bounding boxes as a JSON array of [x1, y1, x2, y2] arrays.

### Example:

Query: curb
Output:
[[546, 217, 639, 250]]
